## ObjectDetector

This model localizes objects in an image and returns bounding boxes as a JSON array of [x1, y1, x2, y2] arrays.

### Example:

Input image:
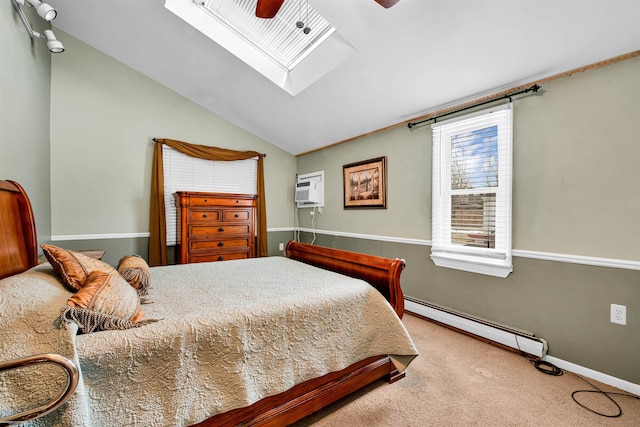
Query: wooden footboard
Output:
[[285, 240, 406, 318], [195, 355, 400, 427], [193, 241, 408, 427]]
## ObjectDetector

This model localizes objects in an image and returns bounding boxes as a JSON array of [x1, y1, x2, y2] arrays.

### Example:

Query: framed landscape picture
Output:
[[343, 156, 387, 209]]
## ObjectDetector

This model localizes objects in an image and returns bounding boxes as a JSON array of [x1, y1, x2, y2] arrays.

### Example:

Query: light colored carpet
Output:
[[292, 314, 640, 426]]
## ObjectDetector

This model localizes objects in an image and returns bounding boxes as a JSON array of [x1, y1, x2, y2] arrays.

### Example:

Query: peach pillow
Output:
[[60, 270, 147, 334], [41, 244, 114, 292]]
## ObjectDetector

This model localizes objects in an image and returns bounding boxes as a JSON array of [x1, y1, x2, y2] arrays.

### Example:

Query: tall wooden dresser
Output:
[[174, 191, 257, 264]]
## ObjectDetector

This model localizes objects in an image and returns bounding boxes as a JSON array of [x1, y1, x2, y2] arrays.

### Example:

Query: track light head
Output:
[[37, 3, 57, 21], [43, 29, 64, 53], [26, 0, 57, 21]]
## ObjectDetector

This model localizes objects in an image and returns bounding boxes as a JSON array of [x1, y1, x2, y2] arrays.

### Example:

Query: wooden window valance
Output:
[[149, 138, 267, 266]]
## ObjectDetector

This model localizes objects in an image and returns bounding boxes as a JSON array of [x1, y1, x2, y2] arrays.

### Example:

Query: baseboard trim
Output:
[[405, 298, 640, 396], [541, 356, 640, 396], [405, 298, 547, 358]]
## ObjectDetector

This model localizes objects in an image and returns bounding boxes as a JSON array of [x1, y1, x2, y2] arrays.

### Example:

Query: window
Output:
[[431, 105, 513, 277], [162, 145, 258, 245]]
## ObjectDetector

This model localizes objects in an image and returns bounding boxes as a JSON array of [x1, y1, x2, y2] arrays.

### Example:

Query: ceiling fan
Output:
[[256, 0, 400, 19]]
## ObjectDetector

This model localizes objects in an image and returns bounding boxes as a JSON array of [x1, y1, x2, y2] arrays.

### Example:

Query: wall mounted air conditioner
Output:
[[295, 171, 324, 207], [295, 181, 321, 204]]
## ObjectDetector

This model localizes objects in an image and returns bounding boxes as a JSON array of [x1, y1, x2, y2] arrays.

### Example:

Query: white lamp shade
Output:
[[44, 30, 64, 53], [26, 0, 57, 21]]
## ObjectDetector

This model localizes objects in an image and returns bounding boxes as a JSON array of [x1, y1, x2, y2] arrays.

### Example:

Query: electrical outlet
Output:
[[610, 304, 626, 325], [278, 243, 284, 251]]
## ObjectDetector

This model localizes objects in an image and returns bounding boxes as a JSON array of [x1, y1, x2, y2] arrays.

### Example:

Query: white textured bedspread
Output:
[[0, 257, 418, 426]]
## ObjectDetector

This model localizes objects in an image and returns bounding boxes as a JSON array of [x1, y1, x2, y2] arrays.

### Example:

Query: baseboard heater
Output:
[[405, 298, 548, 359]]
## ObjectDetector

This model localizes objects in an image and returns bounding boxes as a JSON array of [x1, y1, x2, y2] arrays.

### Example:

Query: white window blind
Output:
[[199, 0, 334, 71], [431, 104, 513, 277], [162, 145, 258, 245]]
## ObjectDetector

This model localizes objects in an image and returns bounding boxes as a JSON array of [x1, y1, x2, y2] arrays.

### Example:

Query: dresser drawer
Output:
[[189, 196, 254, 207], [175, 192, 256, 265], [189, 238, 250, 252], [189, 252, 250, 263], [189, 209, 221, 222], [223, 209, 251, 222], [189, 224, 251, 237]]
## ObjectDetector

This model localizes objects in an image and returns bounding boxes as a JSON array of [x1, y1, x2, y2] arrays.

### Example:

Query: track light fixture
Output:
[[26, 0, 57, 21], [11, 0, 64, 53], [43, 29, 64, 53]]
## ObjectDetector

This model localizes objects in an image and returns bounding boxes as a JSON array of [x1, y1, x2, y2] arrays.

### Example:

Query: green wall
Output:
[[1, 1, 52, 242], [48, 31, 297, 263], [297, 57, 640, 384]]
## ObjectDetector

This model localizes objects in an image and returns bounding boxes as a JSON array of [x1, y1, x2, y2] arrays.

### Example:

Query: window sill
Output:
[[431, 253, 512, 278]]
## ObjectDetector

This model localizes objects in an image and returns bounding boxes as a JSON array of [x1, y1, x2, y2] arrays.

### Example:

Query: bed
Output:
[[0, 179, 418, 426]]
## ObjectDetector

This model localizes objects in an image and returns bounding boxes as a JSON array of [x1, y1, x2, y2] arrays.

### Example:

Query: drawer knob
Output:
[[218, 256, 224, 261], [203, 214, 207, 218], [204, 199, 208, 203], [234, 214, 239, 218], [219, 227, 225, 232], [218, 241, 224, 247]]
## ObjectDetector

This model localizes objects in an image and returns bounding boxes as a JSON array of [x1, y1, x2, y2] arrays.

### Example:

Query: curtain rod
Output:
[[407, 84, 541, 129], [152, 138, 266, 157]]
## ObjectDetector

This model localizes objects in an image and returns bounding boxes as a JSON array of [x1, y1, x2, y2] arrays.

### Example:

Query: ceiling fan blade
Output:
[[256, 0, 286, 18], [374, 0, 400, 8]]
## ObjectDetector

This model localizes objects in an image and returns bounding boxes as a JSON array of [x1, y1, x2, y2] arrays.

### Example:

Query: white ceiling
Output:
[[51, 0, 639, 155]]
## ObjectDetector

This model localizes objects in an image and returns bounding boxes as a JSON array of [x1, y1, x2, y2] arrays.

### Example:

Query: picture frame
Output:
[[343, 156, 387, 209]]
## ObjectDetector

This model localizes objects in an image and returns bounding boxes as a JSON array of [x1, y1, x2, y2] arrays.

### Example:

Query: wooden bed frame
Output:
[[0, 179, 407, 427]]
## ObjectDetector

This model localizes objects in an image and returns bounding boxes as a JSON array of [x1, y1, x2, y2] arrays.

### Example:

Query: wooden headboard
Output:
[[0, 180, 38, 280]]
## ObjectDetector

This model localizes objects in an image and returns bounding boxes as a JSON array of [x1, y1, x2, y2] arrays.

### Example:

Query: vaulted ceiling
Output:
[[51, 0, 639, 155]]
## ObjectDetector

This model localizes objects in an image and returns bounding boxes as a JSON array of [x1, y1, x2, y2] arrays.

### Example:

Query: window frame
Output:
[[431, 104, 513, 278]]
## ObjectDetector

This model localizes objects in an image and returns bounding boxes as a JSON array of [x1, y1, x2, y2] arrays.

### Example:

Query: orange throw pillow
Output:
[[41, 244, 114, 292], [61, 270, 147, 334]]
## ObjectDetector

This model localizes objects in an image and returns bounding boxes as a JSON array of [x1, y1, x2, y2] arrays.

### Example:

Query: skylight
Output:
[[199, 0, 334, 71], [165, 0, 355, 95]]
